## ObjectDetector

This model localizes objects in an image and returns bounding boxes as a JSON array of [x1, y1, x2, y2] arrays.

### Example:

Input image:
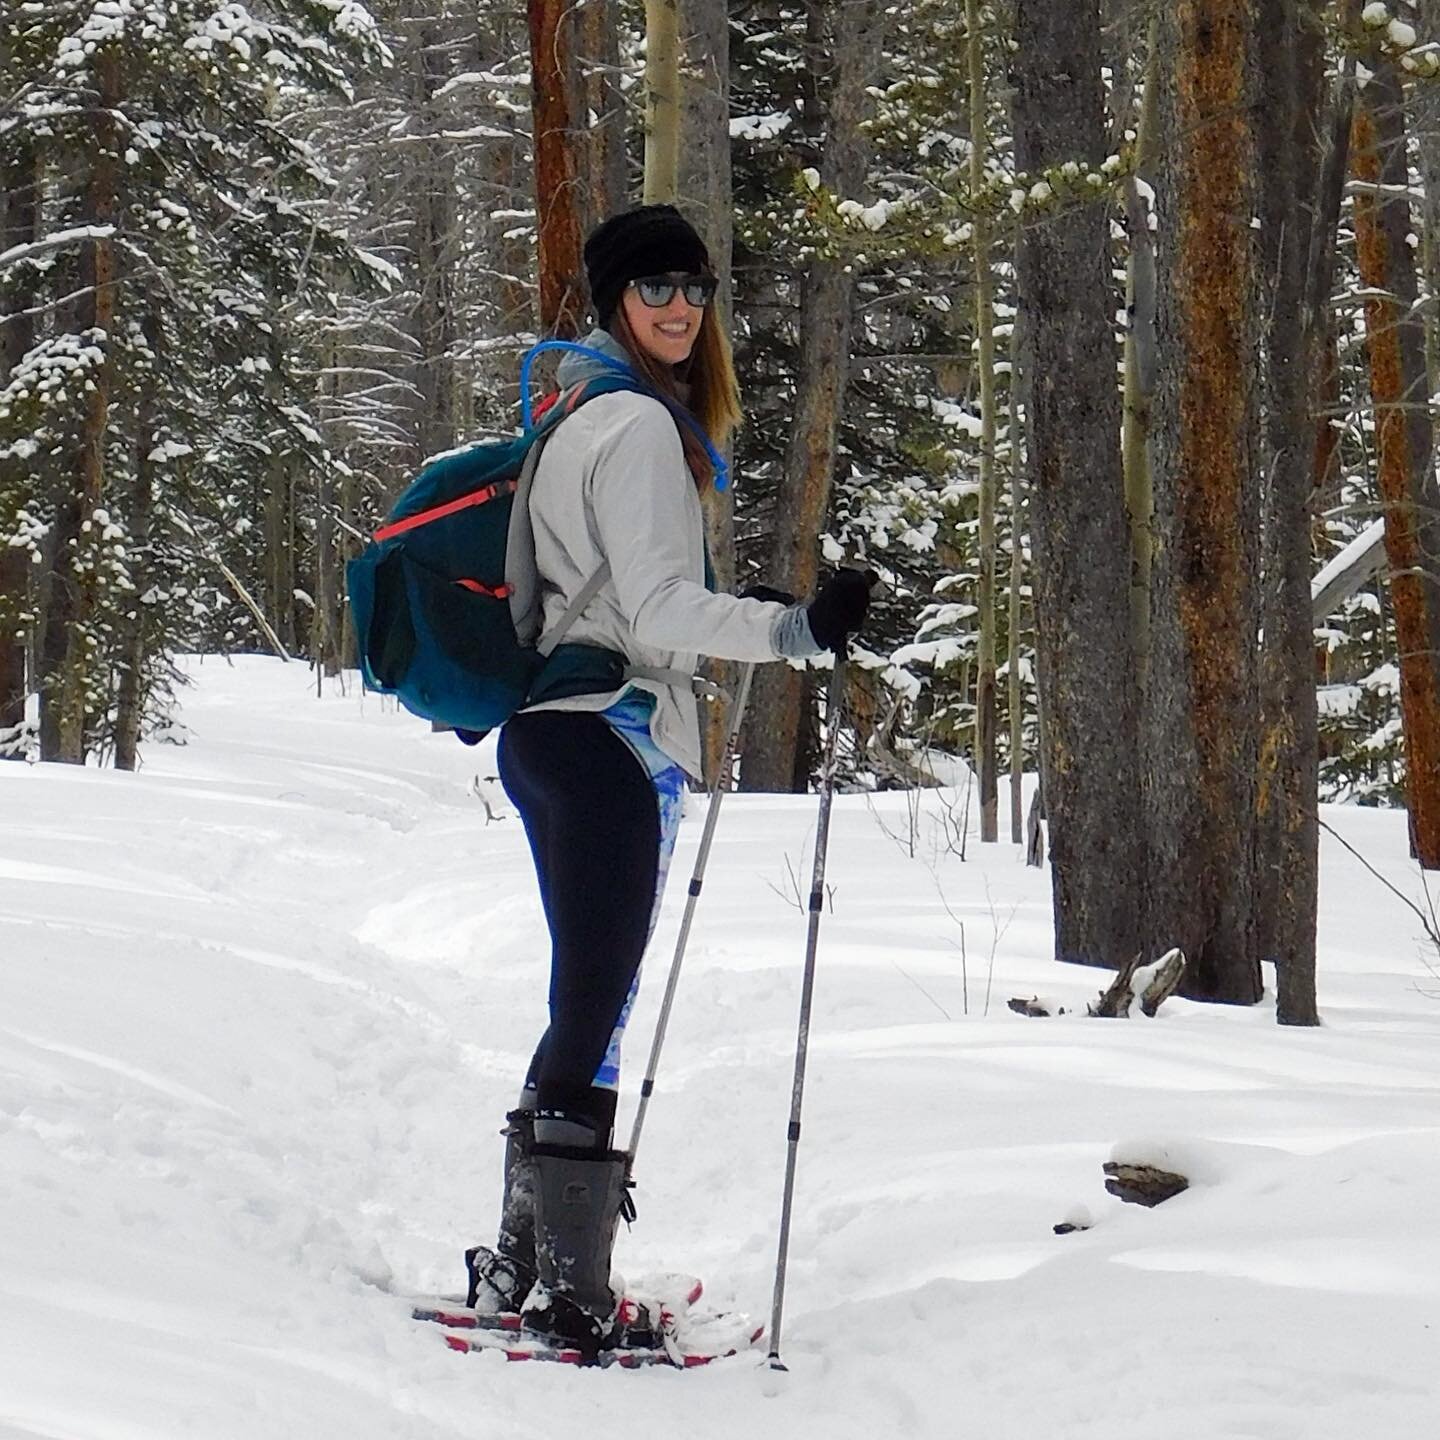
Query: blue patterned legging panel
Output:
[[592, 691, 687, 1091]]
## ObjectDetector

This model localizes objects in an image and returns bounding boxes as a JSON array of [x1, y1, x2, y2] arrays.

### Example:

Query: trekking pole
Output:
[[627, 661, 756, 1163], [767, 642, 849, 1372]]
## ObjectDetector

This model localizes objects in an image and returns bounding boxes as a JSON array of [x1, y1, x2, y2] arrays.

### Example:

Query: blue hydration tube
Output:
[[519, 339, 732, 492]]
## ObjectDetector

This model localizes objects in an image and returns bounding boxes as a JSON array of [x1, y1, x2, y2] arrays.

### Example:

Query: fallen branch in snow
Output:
[[1103, 1161, 1189, 1207], [1089, 947, 1186, 1018], [1007, 948, 1186, 1021], [469, 775, 508, 824], [1008, 995, 1069, 1017]]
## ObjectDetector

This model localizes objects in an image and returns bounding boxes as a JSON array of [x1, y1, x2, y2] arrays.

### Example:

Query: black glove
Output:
[[455, 727, 488, 747], [740, 583, 798, 606], [805, 569, 876, 652]]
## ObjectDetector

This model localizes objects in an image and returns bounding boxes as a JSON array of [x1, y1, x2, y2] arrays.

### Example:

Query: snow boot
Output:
[[521, 1124, 635, 1361], [464, 1109, 538, 1311]]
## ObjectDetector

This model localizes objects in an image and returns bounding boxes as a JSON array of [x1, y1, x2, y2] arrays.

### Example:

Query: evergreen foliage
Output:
[[0, 0, 1430, 816]]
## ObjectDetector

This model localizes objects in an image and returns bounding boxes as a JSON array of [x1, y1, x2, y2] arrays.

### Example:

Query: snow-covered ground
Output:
[[2, 656, 1437, 1439]]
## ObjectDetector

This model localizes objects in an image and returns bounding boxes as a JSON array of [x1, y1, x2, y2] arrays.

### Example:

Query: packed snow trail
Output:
[[1, 656, 1437, 1438]]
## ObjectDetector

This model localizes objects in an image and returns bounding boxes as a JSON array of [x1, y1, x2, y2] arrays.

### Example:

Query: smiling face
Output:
[[620, 281, 705, 367]]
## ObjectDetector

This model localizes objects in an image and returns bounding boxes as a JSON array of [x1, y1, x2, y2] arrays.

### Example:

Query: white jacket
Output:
[[522, 342, 808, 778]]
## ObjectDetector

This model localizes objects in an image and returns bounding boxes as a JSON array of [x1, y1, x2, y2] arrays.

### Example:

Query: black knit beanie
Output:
[[584, 205, 712, 327]]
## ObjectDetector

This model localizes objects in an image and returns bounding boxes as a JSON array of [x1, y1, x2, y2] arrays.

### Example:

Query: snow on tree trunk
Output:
[[1011, 0, 1143, 970], [1348, 27, 1440, 870], [528, 0, 586, 339], [1145, 0, 1263, 1003], [1253, 0, 1326, 1027], [1122, 21, 1160, 694], [740, 0, 887, 793], [1006, 292, 1025, 844]]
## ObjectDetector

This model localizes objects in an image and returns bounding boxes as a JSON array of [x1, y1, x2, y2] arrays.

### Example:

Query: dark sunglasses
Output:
[[630, 273, 718, 309]]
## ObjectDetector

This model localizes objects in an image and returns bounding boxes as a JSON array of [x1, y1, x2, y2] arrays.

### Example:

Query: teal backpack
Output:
[[346, 341, 728, 735]]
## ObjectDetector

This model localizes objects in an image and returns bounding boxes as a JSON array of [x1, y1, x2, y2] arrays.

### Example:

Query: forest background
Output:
[[7, 0, 1440, 1028]]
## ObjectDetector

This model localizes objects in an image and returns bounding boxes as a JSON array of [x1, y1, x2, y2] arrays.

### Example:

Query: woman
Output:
[[463, 205, 871, 1356]]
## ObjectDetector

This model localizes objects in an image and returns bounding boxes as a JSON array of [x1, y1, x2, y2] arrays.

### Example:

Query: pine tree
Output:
[[1, 1, 388, 760]]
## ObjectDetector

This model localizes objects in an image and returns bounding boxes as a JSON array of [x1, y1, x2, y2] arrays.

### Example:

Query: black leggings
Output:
[[498, 710, 660, 1139]]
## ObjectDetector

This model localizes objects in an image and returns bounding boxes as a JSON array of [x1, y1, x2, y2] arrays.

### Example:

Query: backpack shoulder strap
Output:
[[537, 561, 611, 658]]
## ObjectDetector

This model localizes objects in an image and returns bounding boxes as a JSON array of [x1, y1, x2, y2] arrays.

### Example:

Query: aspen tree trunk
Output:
[[1146, 1, 1263, 1002], [42, 48, 121, 763], [528, 0, 586, 338], [1122, 21, 1160, 691], [1349, 19, 1440, 868], [0, 141, 38, 758], [644, 0, 682, 204], [967, 0, 998, 842], [1253, 0, 1327, 1026], [1012, 0, 1142, 970], [740, 0, 887, 793], [682, 0, 740, 783]]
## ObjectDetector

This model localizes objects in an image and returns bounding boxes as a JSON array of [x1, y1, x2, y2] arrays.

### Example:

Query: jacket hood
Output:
[[555, 328, 635, 389]]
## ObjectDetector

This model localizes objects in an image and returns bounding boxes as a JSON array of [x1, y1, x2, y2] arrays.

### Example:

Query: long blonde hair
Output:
[[608, 298, 743, 491]]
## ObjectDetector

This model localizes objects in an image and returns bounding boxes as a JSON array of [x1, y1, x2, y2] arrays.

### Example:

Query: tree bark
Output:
[[1011, 0, 1142, 969], [741, 0, 887, 792], [114, 313, 162, 772], [967, 0, 999, 843], [43, 47, 121, 763], [1348, 19, 1440, 868], [1006, 287, 1024, 843], [263, 350, 297, 655], [1145, 0, 1263, 1003], [577, 0, 627, 239], [682, 0, 739, 783], [0, 139, 39, 757], [1417, 1, 1440, 399], [644, 0, 682, 204], [413, 20, 459, 464], [528, 0, 586, 338], [313, 329, 341, 679], [1122, 20, 1161, 694], [1253, 0, 1327, 1026]]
